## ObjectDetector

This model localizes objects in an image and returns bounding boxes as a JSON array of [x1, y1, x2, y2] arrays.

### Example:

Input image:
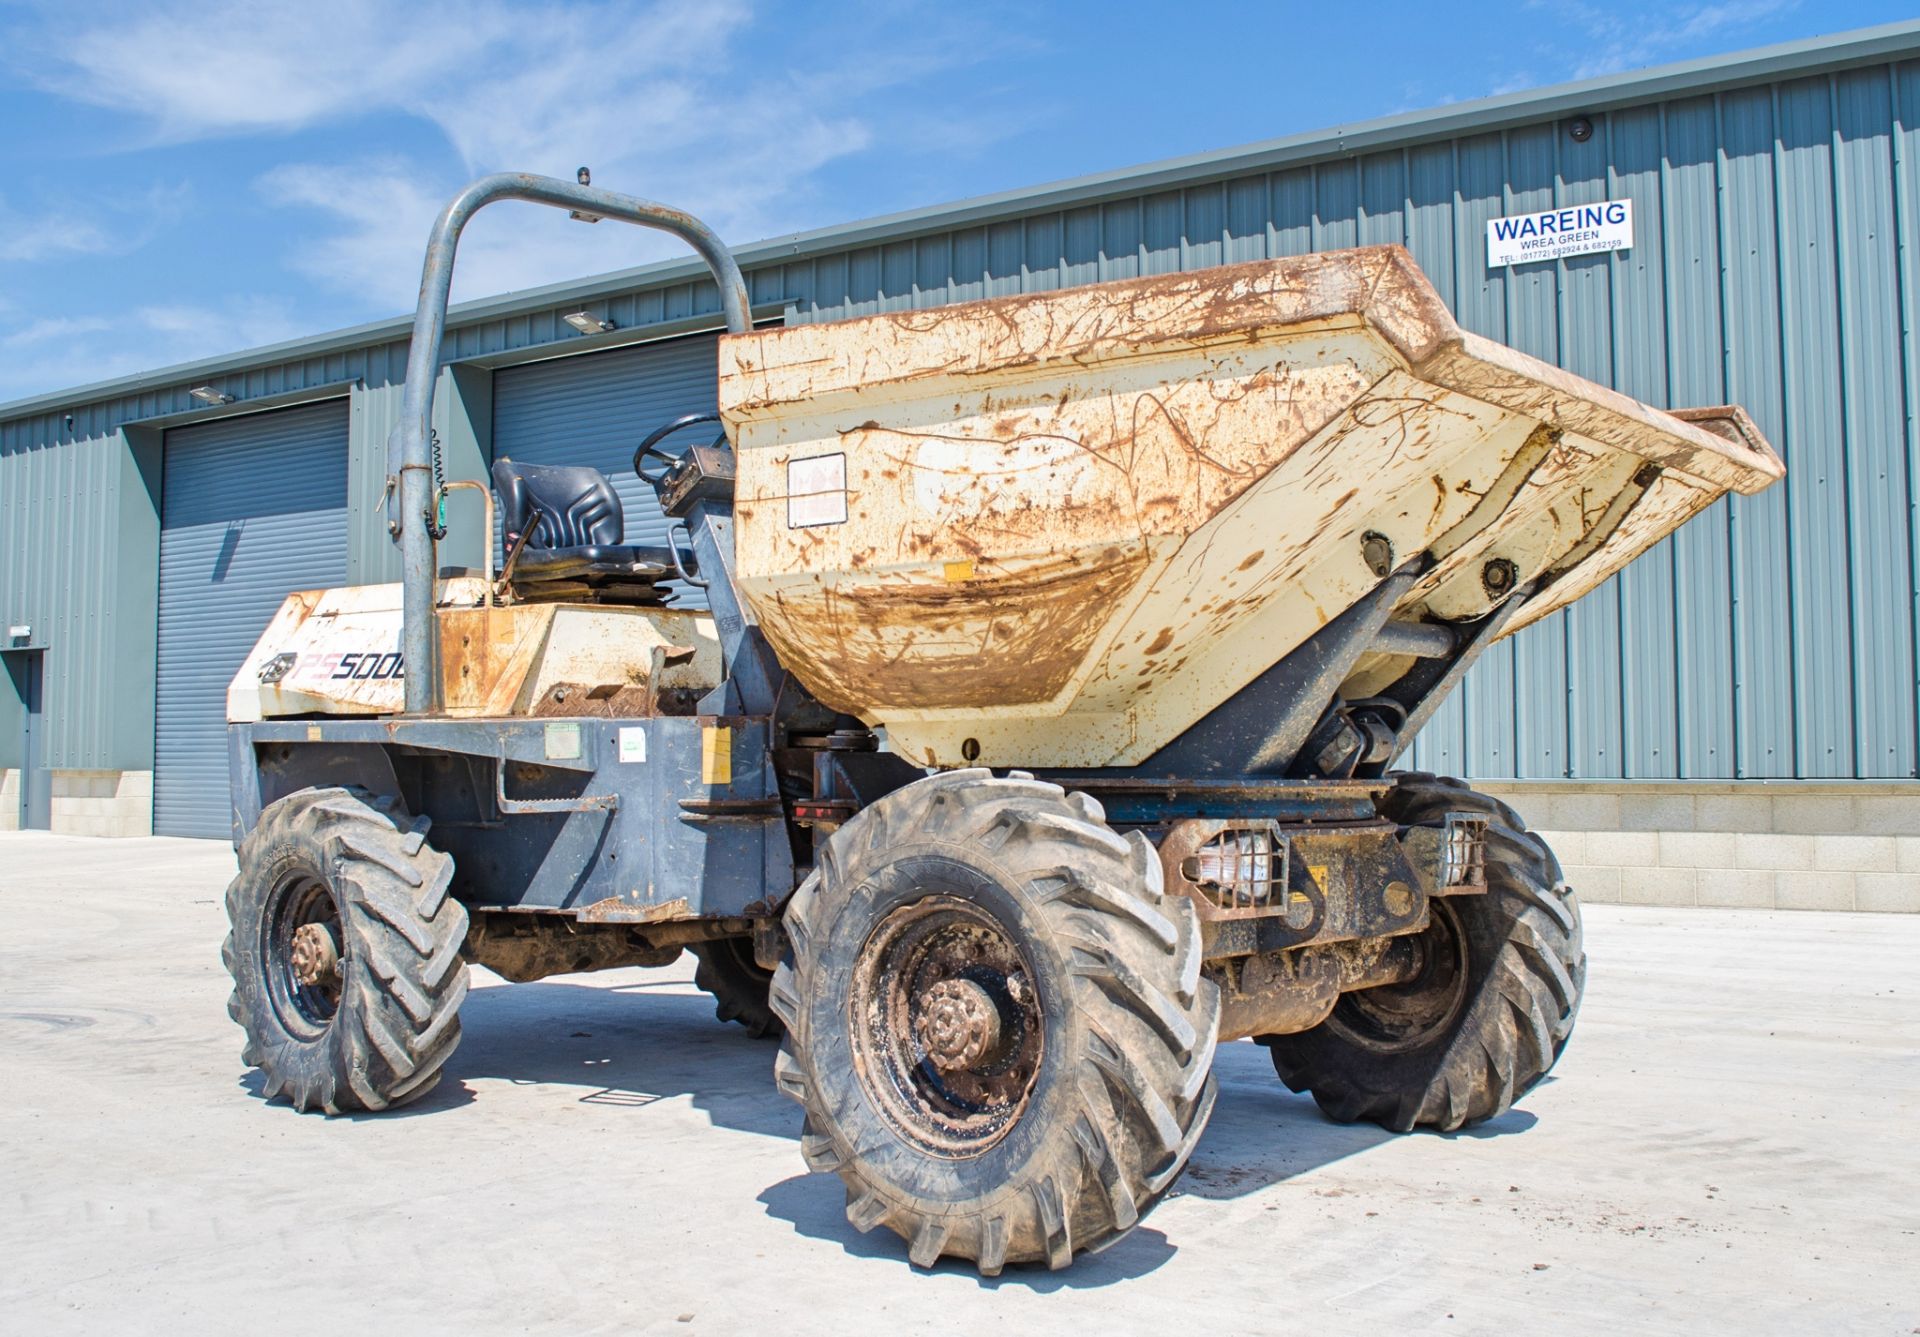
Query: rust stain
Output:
[[438, 604, 549, 716], [576, 896, 693, 925], [762, 548, 1151, 714]]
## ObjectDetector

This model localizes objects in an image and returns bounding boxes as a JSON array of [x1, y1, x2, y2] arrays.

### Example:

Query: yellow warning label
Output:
[[1307, 864, 1329, 890], [701, 726, 733, 786], [943, 559, 975, 582]]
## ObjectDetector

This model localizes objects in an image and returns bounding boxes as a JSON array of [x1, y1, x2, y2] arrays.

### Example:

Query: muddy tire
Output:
[[690, 938, 781, 1038], [771, 769, 1220, 1274], [222, 786, 469, 1114], [1261, 772, 1584, 1133]]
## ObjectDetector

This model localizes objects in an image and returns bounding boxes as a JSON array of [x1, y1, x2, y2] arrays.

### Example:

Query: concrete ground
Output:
[[1, 833, 1915, 1336]]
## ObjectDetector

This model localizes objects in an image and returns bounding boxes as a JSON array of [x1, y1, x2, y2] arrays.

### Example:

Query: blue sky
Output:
[[0, 0, 1909, 405]]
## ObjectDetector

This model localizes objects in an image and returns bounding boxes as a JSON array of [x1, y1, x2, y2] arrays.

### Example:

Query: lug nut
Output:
[[289, 922, 341, 987], [915, 979, 1000, 1072]]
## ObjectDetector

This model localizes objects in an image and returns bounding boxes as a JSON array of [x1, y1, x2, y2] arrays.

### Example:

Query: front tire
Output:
[[1260, 773, 1584, 1132], [771, 770, 1220, 1274], [222, 786, 469, 1114]]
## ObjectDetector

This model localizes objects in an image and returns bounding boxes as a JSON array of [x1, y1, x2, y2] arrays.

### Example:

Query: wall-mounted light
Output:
[[7, 624, 30, 644], [189, 385, 236, 405], [561, 311, 616, 335]]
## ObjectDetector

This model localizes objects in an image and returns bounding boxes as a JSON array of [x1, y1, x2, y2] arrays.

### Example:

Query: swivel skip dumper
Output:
[[220, 172, 1782, 1274]]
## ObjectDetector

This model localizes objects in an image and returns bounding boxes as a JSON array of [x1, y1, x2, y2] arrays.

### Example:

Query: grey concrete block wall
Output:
[[47, 770, 153, 838], [0, 768, 152, 837], [1481, 782, 1920, 912]]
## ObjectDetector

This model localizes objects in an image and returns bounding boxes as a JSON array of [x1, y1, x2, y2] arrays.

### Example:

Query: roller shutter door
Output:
[[154, 399, 349, 838], [491, 333, 719, 600]]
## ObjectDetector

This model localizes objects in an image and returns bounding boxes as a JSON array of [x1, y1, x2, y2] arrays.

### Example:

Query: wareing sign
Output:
[[1486, 199, 1633, 267]]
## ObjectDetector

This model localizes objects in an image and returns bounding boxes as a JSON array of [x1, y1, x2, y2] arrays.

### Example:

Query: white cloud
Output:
[[1526, 0, 1801, 79], [0, 207, 117, 263], [252, 99, 872, 308], [1487, 73, 1544, 97], [128, 299, 306, 348], [255, 158, 447, 299], [0, 315, 117, 349], [7, 0, 506, 138], [0, 298, 306, 403], [0, 184, 193, 263], [9, 0, 1004, 311]]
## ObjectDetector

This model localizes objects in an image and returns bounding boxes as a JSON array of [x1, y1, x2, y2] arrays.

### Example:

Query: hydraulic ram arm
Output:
[[389, 172, 750, 714]]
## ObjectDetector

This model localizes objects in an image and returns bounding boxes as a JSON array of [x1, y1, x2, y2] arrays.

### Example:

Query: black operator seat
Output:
[[490, 458, 675, 600]]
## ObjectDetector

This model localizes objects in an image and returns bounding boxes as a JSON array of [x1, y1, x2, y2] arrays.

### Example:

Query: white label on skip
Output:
[[618, 727, 648, 763], [787, 452, 848, 528]]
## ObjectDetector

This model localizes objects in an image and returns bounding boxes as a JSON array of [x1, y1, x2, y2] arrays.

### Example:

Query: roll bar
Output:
[[388, 173, 751, 714]]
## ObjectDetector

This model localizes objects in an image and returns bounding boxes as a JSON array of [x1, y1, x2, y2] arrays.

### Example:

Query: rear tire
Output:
[[689, 938, 781, 1038], [1260, 773, 1583, 1132], [772, 769, 1220, 1274], [222, 786, 469, 1114]]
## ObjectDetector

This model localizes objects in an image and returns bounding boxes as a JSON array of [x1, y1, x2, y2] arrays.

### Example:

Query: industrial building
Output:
[[5, 21, 1919, 912]]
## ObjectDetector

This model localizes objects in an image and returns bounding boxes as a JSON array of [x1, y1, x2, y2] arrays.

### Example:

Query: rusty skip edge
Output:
[[717, 245, 1783, 497]]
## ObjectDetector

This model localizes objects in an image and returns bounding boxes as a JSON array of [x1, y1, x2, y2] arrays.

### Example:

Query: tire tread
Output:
[[222, 786, 468, 1117], [779, 774, 1220, 1273]]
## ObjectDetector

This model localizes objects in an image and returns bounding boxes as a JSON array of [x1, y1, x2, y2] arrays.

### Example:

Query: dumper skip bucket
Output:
[[718, 245, 1781, 769]]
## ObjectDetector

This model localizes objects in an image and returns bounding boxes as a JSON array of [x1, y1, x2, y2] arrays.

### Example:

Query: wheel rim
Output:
[[1323, 900, 1470, 1055], [848, 895, 1045, 1158], [263, 869, 344, 1040]]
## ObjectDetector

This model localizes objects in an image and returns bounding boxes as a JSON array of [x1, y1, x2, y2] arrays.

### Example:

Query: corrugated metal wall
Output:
[[4, 51, 1918, 781], [0, 355, 399, 771], [0, 419, 151, 772]]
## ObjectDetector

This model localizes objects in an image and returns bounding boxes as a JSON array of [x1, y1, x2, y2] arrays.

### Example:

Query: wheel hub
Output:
[[289, 922, 340, 988], [1327, 900, 1469, 1054], [849, 895, 1046, 1158], [916, 978, 1001, 1071], [265, 872, 345, 1038]]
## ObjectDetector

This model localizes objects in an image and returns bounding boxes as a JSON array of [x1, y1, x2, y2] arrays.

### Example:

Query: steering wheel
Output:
[[634, 412, 728, 487]]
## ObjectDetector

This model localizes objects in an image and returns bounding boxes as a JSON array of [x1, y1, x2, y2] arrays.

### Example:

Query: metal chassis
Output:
[[232, 716, 793, 922]]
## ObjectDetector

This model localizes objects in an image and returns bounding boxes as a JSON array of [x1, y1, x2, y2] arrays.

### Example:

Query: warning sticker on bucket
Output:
[[787, 453, 847, 528], [1487, 199, 1633, 267]]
